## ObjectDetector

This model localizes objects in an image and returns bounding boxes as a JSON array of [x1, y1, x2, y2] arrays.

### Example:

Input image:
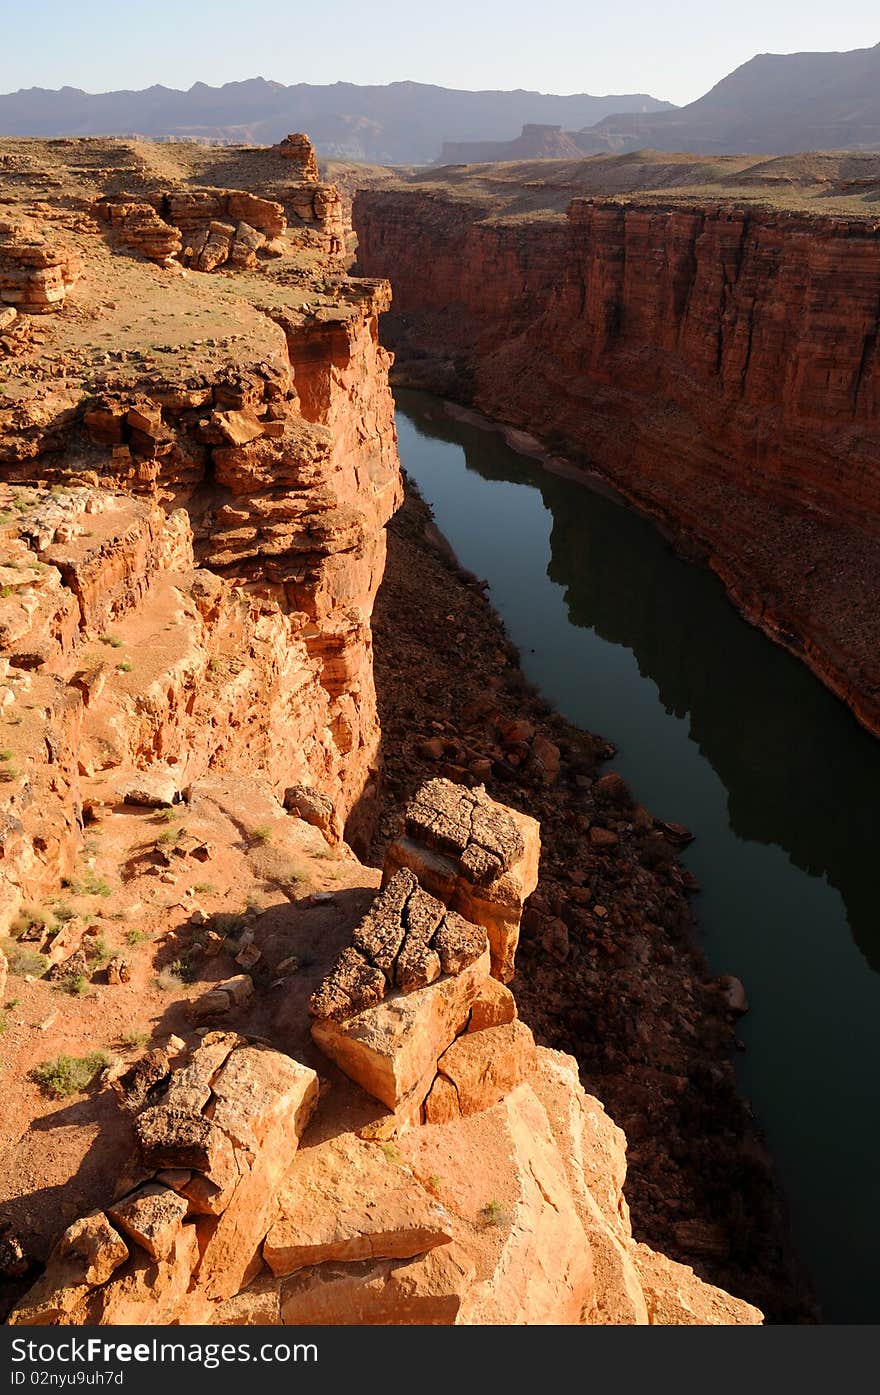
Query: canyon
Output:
[[0, 136, 775, 1327], [353, 179, 880, 740]]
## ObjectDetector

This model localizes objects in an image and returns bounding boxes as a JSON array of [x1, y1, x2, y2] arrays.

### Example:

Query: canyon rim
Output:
[[1, 26, 879, 1348]]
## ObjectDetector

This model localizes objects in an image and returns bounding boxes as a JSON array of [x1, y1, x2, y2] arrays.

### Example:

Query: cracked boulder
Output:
[[311, 944, 491, 1112], [309, 868, 486, 1023], [384, 779, 540, 981]]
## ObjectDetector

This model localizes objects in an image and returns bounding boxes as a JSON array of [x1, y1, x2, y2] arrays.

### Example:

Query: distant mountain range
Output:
[[575, 42, 880, 155], [3, 43, 879, 164], [0, 79, 672, 164]]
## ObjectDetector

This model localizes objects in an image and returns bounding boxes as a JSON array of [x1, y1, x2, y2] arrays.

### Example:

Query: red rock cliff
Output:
[[0, 161, 400, 929], [354, 191, 880, 735]]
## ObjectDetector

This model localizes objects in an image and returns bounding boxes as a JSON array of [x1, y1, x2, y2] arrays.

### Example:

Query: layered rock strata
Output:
[[354, 189, 880, 736], [95, 183, 343, 267], [0, 217, 82, 313], [274, 133, 320, 182], [0, 138, 399, 927]]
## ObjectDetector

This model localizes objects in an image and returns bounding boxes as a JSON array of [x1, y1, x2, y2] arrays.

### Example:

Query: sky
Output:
[[2, 1, 878, 106]]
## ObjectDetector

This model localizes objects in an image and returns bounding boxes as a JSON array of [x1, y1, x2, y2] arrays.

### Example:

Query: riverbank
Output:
[[370, 471, 816, 1323]]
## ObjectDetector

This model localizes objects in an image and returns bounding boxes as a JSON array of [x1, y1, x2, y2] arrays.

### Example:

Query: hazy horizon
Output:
[[2, 2, 878, 109]]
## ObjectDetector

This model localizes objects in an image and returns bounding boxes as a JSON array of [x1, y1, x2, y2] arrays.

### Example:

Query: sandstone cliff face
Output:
[[354, 191, 880, 735], [0, 284, 399, 923], [0, 150, 399, 930]]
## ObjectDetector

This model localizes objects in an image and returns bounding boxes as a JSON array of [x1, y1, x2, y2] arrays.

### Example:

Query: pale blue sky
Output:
[[3, 1, 878, 105]]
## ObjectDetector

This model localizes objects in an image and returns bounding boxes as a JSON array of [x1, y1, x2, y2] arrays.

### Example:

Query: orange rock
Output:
[[209, 1275, 282, 1325], [311, 947, 491, 1111], [279, 1246, 474, 1325], [275, 134, 320, 182], [89, 1225, 200, 1325], [424, 1019, 534, 1123], [8, 1213, 129, 1325], [263, 1132, 452, 1276], [400, 1083, 594, 1325], [524, 1046, 649, 1324], [384, 782, 540, 982], [107, 1184, 189, 1261], [194, 1047, 319, 1301], [633, 1243, 762, 1325], [467, 976, 517, 1031]]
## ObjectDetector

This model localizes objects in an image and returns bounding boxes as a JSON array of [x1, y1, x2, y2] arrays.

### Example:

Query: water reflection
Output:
[[395, 388, 880, 1322], [399, 392, 880, 972]]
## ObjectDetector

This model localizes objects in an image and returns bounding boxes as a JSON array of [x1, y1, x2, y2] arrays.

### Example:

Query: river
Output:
[[394, 387, 880, 1324]]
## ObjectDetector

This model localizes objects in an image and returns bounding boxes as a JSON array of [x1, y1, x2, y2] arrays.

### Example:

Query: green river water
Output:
[[394, 388, 880, 1324]]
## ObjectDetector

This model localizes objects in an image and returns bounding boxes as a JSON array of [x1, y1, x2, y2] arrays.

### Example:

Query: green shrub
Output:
[[72, 870, 111, 897], [54, 972, 89, 997], [480, 1199, 510, 1227], [9, 905, 55, 940], [154, 966, 184, 993], [30, 1052, 110, 1098], [87, 933, 111, 968], [119, 1030, 148, 1050], [1, 940, 48, 977]]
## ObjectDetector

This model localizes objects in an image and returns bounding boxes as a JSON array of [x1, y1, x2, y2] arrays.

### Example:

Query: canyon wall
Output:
[[1, 160, 399, 930], [354, 191, 880, 735]]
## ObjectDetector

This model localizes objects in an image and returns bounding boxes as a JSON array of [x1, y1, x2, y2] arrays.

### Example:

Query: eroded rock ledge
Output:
[[0, 138, 399, 928], [8, 783, 760, 1327]]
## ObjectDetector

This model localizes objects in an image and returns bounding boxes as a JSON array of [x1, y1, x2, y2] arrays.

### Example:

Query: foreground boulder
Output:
[[9, 1037, 318, 1324], [311, 944, 491, 1113]]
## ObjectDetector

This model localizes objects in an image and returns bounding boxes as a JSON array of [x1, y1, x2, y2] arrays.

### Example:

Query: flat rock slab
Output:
[[312, 948, 491, 1111], [264, 1131, 452, 1277], [279, 1246, 474, 1326], [119, 769, 179, 807]]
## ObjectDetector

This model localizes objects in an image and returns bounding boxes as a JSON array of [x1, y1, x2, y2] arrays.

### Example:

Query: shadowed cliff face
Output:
[[397, 397, 880, 972], [391, 390, 880, 1323], [353, 190, 880, 738]]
